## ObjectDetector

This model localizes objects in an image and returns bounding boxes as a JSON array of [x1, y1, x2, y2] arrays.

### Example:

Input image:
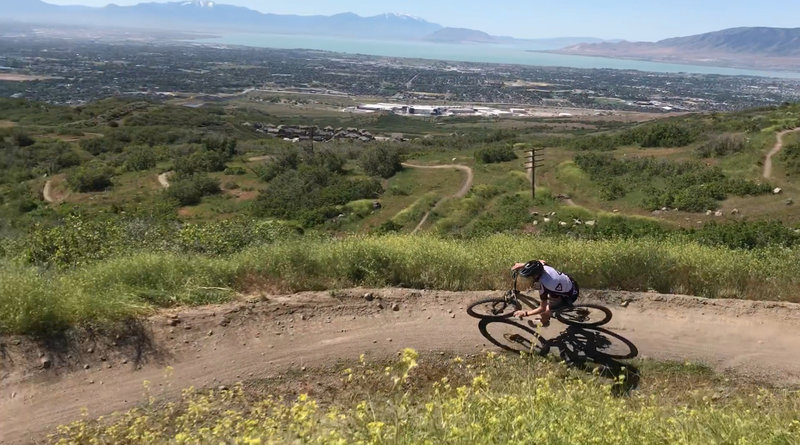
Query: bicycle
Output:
[[466, 270, 612, 327]]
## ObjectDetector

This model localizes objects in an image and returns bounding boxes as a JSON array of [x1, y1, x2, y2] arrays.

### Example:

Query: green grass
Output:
[[3, 234, 800, 335], [48, 350, 800, 445]]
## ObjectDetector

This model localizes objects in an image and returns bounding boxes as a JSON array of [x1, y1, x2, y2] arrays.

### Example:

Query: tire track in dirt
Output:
[[2, 289, 800, 444], [400, 163, 473, 234], [763, 127, 800, 179]]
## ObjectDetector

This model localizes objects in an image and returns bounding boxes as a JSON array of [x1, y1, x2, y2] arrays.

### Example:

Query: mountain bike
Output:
[[466, 271, 612, 327]]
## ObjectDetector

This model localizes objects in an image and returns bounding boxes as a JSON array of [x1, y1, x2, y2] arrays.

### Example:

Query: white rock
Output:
[[773, 187, 783, 195], [543, 217, 551, 223], [714, 211, 723, 217], [585, 220, 596, 226]]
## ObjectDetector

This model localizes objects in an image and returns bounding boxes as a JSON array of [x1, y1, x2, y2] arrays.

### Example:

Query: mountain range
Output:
[[0, 0, 602, 48], [555, 27, 800, 70]]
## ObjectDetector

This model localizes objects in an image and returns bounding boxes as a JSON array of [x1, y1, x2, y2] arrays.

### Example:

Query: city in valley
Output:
[[2, 35, 800, 113]]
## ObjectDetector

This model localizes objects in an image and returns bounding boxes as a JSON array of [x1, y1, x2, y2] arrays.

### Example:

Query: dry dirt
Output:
[[2, 288, 800, 444]]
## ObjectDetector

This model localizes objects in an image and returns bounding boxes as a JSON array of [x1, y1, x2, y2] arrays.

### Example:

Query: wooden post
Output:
[[524, 148, 545, 200]]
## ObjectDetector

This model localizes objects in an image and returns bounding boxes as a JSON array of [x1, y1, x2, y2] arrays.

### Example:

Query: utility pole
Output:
[[524, 147, 545, 200]]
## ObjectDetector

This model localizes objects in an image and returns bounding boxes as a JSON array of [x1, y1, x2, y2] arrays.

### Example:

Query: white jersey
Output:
[[538, 265, 574, 295]]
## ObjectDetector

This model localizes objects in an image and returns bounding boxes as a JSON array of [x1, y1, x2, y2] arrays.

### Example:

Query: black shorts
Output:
[[542, 279, 579, 310]]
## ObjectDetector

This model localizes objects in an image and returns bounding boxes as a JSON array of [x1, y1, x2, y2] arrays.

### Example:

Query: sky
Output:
[[40, 0, 800, 41]]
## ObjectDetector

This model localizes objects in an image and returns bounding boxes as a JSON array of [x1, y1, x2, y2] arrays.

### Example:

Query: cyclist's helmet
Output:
[[519, 260, 544, 278]]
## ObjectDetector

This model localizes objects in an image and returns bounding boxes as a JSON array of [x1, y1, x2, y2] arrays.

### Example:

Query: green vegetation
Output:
[[3, 234, 800, 334], [782, 140, 800, 177], [474, 145, 518, 163], [165, 173, 221, 206], [359, 145, 403, 178], [67, 161, 114, 192], [3, 97, 800, 335], [574, 153, 772, 211], [49, 350, 800, 445], [695, 134, 747, 158]]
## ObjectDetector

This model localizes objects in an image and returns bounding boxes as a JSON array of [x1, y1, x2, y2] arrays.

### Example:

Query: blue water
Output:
[[201, 33, 800, 80]]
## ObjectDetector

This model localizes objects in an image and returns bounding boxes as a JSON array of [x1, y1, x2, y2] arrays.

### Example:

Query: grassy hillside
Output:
[[3, 234, 800, 335], [3, 97, 800, 334]]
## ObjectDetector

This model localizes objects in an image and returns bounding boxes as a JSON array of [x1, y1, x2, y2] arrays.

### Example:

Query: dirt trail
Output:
[[2, 289, 800, 444], [42, 180, 55, 203], [401, 163, 473, 233], [763, 127, 800, 179], [157, 171, 172, 188]]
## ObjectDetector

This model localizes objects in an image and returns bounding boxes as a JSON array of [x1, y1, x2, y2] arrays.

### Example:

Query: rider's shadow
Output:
[[478, 319, 640, 396]]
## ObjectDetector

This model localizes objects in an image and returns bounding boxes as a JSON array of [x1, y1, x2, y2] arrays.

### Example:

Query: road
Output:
[[1, 288, 799, 444]]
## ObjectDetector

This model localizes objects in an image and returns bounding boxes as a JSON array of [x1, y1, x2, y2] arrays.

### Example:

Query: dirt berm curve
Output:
[[1, 289, 800, 444]]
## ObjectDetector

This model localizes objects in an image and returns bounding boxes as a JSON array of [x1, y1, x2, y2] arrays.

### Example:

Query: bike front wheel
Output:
[[554, 304, 612, 327], [466, 297, 521, 319]]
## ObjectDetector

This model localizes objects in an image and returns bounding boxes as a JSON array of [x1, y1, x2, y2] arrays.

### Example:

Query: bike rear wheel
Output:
[[554, 304, 612, 327], [466, 297, 521, 319]]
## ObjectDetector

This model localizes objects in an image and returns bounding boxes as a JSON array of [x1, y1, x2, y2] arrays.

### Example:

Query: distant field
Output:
[[0, 73, 59, 81]]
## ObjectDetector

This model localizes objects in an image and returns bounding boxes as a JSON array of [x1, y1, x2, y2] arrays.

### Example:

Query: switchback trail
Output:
[[2, 289, 799, 444], [400, 163, 473, 233], [763, 127, 800, 179]]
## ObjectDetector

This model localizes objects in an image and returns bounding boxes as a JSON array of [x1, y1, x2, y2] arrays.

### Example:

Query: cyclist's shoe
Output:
[[527, 317, 550, 328]]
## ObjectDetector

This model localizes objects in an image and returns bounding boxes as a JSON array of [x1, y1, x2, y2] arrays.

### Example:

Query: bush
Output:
[[782, 141, 800, 176], [165, 174, 220, 206], [124, 145, 158, 171], [224, 166, 246, 175], [567, 134, 618, 151], [696, 134, 747, 158], [67, 161, 113, 192], [474, 145, 518, 163], [619, 121, 699, 148], [359, 146, 402, 178]]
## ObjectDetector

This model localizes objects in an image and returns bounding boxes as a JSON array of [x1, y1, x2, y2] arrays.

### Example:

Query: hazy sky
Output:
[[40, 0, 800, 41]]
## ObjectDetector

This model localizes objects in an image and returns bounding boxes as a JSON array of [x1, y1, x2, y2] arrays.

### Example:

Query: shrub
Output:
[[124, 145, 158, 171], [224, 166, 246, 175], [67, 161, 113, 192], [165, 174, 220, 206], [474, 145, 518, 163], [782, 141, 800, 176], [696, 134, 747, 158], [359, 146, 402, 178], [567, 134, 618, 151]]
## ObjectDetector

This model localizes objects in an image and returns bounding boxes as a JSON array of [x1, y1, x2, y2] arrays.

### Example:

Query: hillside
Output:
[[555, 26, 800, 71], [424, 27, 497, 43], [1, 0, 442, 40]]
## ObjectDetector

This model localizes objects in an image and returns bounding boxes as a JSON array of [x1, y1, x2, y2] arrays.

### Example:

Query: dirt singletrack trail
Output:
[[401, 163, 473, 233], [2, 289, 800, 444], [157, 171, 172, 188], [763, 127, 800, 179], [42, 180, 55, 203]]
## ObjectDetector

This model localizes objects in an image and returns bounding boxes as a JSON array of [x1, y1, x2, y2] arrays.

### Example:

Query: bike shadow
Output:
[[478, 319, 640, 395]]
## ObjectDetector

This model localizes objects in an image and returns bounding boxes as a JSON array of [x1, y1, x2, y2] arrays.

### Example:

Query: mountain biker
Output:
[[511, 260, 579, 327]]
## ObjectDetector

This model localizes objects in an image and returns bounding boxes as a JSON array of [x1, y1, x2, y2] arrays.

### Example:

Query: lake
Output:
[[201, 33, 800, 80]]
